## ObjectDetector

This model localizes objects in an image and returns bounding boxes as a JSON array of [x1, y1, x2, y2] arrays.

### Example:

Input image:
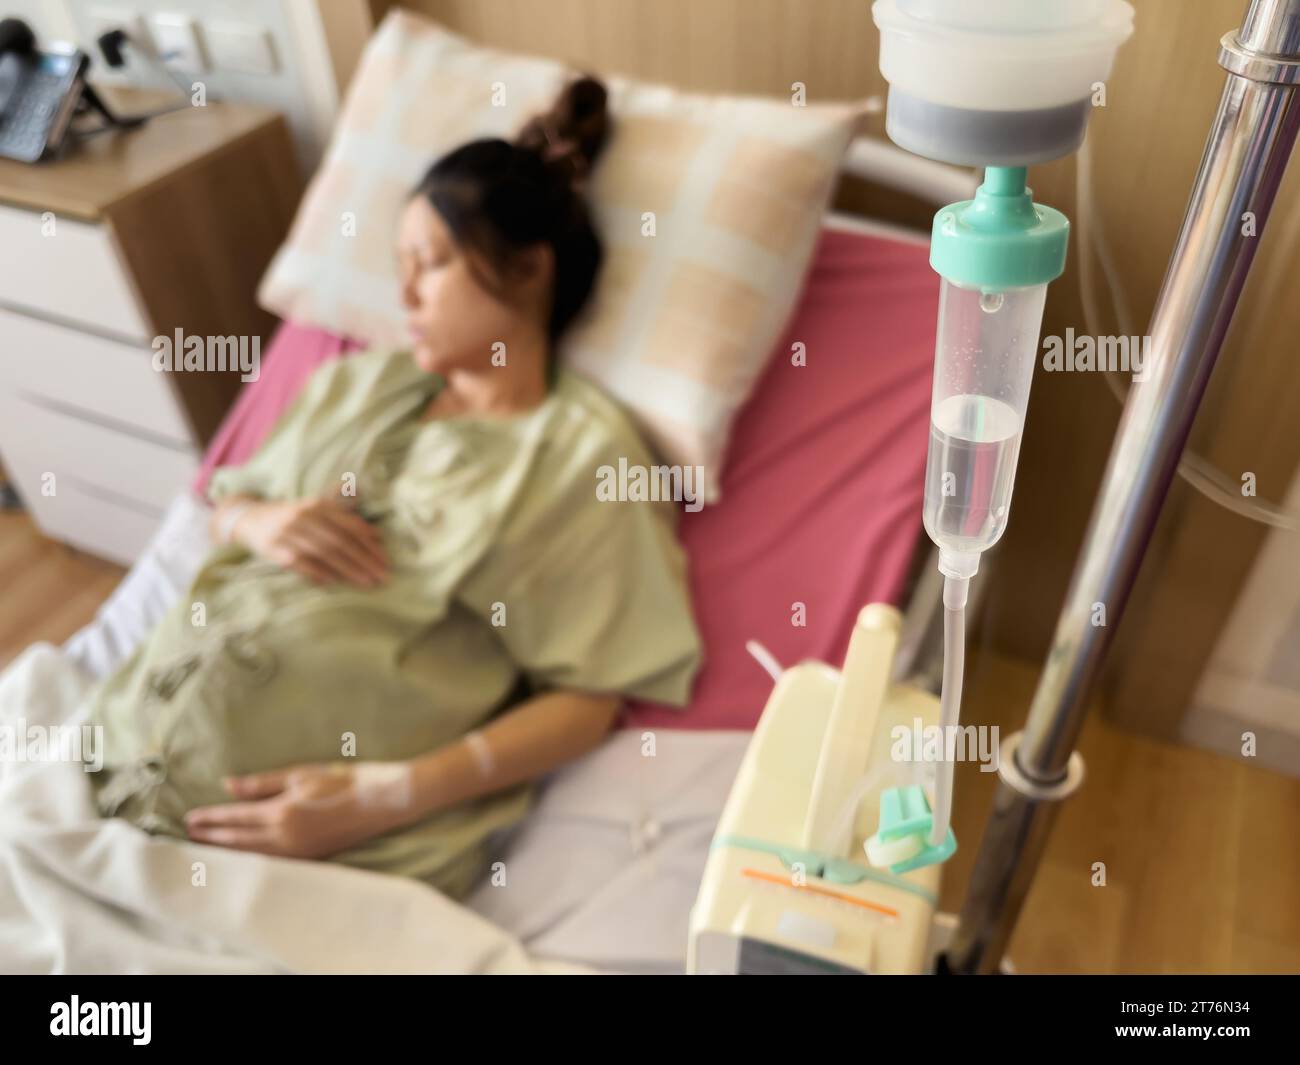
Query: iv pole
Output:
[[945, 0, 1300, 974]]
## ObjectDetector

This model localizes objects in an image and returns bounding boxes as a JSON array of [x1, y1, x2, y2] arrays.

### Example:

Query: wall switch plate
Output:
[[205, 23, 278, 77], [149, 13, 206, 72]]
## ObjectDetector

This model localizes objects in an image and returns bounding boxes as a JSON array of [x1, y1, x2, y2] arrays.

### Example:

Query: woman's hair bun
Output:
[[515, 75, 610, 183]]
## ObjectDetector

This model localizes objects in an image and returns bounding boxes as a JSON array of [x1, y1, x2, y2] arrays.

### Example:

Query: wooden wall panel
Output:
[[384, 0, 886, 100]]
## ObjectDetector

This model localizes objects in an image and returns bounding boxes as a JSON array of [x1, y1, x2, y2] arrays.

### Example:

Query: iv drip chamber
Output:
[[922, 278, 1046, 578], [921, 165, 1065, 579]]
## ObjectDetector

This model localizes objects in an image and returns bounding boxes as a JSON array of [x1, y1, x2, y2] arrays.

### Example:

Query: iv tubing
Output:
[[930, 572, 969, 846]]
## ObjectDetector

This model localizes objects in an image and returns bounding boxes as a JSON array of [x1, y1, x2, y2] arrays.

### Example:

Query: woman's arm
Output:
[[183, 689, 620, 858], [407, 688, 620, 817]]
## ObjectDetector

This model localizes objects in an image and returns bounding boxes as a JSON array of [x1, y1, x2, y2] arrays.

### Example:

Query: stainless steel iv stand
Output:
[[945, 0, 1300, 974]]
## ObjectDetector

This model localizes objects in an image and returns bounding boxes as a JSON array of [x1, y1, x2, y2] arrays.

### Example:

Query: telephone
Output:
[[0, 19, 88, 163]]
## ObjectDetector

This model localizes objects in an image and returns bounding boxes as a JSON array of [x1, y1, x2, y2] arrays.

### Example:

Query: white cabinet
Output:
[[0, 203, 152, 339], [0, 96, 300, 566], [0, 214, 198, 566]]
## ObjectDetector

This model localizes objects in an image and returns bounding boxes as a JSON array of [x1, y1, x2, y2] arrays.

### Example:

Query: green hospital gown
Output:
[[86, 350, 702, 900]]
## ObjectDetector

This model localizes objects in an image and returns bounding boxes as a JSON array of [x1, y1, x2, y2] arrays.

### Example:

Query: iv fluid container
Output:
[[872, 0, 1134, 166], [923, 278, 1045, 567]]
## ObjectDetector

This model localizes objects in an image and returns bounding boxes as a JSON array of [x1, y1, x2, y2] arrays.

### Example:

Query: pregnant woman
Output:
[[87, 78, 702, 901]]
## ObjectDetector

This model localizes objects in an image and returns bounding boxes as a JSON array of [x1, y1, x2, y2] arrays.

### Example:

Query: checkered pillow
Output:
[[259, 10, 861, 497]]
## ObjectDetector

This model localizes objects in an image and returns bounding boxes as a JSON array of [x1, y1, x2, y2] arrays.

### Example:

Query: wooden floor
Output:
[[0, 508, 125, 670], [949, 647, 1300, 974], [2, 504, 1297, 973]]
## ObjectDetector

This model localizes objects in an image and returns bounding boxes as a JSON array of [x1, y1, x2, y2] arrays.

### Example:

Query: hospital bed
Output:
[[46, 189, 970, 973]]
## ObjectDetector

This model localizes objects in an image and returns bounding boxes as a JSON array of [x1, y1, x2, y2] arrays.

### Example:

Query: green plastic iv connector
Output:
[[928, 165, 1070, 292]]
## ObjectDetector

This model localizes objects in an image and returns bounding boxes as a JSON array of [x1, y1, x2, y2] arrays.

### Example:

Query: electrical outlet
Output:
[[205, 23, 277, 76], [149, 13, 206, 72]]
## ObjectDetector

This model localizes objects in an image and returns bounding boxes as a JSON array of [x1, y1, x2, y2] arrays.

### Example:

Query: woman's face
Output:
[[396, 196, 551, 377]]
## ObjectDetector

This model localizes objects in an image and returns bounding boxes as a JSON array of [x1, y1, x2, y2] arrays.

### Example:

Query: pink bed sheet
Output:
[[193, 226, 938, 732]]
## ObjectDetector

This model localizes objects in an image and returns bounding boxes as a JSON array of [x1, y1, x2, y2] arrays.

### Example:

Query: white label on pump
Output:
[[776, 909, 837, 951]]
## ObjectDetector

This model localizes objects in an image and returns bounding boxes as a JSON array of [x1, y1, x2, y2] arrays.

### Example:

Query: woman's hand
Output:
[[183, 763, 415, 859], [229, 497, 389, 587]]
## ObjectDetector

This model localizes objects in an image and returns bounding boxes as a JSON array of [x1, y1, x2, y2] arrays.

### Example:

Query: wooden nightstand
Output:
[[0, 90, 299, 565]]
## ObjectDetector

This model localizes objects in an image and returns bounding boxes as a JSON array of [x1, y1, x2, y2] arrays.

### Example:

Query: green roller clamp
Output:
[[866, 784, 957, 875]]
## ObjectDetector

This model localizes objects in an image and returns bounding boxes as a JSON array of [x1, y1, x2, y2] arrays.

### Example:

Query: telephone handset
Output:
[[0, 19, 88, 163]]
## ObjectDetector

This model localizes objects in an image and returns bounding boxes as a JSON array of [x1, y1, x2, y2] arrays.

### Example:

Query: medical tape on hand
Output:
[[464, 730, 496, 779], [215, 500, 256, 545]]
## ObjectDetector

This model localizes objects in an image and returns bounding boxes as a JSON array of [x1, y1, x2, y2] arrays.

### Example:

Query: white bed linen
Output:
[[33, 492, 750, 974], [466, 728, 749, 973]]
